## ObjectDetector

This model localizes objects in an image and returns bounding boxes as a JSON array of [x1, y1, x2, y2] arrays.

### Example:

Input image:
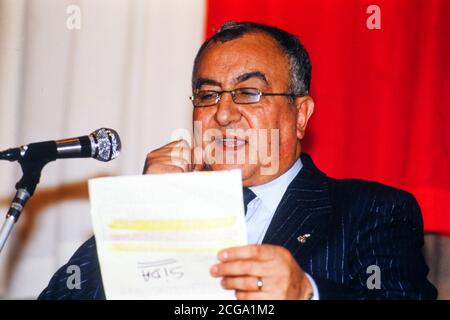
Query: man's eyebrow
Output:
[[194, 71, 268, 89], [195, 78, 220, 89], [235, 71, 268, 84]]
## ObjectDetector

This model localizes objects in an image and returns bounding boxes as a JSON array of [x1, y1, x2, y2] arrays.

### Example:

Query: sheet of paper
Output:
[[88, 169, 247, 300]]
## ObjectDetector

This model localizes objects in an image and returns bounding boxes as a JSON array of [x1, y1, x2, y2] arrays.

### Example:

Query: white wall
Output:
[[0, 0, 204, 298]]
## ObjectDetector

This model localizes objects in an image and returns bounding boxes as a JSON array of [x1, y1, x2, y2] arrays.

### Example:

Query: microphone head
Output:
[[89, 128, 122, 162]]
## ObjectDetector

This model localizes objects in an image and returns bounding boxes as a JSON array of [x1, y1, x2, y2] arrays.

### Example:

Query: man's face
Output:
[[193, 32, 306, 186]]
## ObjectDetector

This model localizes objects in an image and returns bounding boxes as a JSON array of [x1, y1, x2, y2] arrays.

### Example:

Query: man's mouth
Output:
[[216, 136, 247, 150]]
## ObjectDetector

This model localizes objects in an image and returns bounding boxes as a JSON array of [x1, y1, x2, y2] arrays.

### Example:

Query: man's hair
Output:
[[192, 21, 312, 96]]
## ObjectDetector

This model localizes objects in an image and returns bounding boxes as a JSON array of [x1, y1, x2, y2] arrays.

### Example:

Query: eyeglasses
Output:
[[189, 87, 302, 107]]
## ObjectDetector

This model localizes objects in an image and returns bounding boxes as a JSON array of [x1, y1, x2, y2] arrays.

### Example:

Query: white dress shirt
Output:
[[245, 158, 319, 300]]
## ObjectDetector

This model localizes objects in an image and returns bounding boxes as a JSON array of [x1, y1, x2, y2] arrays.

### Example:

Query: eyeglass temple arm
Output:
[[262, 92, 304, 97]]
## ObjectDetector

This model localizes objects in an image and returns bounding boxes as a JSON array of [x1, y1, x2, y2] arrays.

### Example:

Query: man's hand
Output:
[[210, 244, 313, 300], [143, 139, 204, 174]]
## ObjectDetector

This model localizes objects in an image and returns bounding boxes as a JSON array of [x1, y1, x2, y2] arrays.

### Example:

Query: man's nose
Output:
[[214, 92, 241, 126]]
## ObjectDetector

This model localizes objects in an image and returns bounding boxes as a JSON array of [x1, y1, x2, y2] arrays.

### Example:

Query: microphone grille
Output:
[[89, 128, 122, 162]]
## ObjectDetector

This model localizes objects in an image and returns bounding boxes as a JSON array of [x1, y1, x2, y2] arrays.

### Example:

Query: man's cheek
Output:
[[259, 128, 280, 176]]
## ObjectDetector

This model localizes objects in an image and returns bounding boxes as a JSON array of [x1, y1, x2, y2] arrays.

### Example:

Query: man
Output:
[[39, 21, 437, 300]]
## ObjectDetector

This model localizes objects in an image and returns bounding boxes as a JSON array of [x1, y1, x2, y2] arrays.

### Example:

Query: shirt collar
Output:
[[249, 158, 303, 213]]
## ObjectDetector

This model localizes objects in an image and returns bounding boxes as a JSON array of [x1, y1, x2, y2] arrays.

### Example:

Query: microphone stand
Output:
[[0, 157, 53, 254]]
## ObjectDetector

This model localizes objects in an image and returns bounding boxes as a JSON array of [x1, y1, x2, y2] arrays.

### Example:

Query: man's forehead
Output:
[[200, 32, 283, 63], [194, 32, 288, 87]]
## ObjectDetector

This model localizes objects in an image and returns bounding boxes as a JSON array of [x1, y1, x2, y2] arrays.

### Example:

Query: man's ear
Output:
[[295, 96, 315, 140]]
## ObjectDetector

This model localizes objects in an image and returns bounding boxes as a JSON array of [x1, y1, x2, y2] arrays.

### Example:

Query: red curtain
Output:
[[205, 0, 450, 234]]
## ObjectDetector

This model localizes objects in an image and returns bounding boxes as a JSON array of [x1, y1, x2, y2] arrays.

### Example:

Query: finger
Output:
[[191, 146, 205, 172], [235, 290, 267, 300], [148, 139, 189, 157], [210, 260, 267, 277], [167, 139, 191, 149], [148, 153, 192, 166], [150, 156, 190, 172], [192, 163, 205, 172], [221, 276, 264, 291], [144, 163, 185, 174], [217, 244, 279, 262], [143, 140, 191, 172], [145, 139, 191, 162], [144, 153, 190, 173], [170, 141, 192, 167]]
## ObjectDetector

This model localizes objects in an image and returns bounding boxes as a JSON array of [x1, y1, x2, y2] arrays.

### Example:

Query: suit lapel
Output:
[[262, 153, 335, 261]]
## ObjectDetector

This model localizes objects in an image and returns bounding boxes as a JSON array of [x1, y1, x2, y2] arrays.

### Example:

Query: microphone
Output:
[[0, 128, 121, 163]]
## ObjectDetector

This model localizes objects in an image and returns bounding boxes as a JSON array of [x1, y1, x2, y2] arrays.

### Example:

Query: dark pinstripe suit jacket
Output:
[[38, 154, 437, 300]]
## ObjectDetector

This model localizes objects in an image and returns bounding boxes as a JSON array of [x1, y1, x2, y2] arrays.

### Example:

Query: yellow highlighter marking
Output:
[[109, 216, 236, 231], [111, 241, 241, 253]]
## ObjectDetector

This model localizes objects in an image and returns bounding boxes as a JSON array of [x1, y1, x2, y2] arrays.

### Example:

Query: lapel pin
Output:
[[297, 233, 311, 244]]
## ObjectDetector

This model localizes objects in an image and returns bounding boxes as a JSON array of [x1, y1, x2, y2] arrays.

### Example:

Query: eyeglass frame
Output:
[[189, 87, 304, 108]]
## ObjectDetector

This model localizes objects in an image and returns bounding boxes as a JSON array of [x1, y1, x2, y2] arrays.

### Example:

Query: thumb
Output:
[[191, 146, 205, 172]]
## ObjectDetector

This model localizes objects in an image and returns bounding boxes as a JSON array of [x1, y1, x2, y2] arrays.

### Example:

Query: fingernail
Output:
[[210, 265, 218, 275], [220, 251, 229, 260]]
